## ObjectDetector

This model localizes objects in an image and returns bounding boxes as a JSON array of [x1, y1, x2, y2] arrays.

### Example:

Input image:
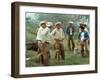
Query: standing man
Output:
[[78, 26, 89, 57], [66, 21, 75, 51], [46, 22, 53, 43], [79, 22, 90, 45], [51, 22, 65, 60]]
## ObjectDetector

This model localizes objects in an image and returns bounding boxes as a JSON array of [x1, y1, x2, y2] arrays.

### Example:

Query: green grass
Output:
[[25, 39, 89, 67]]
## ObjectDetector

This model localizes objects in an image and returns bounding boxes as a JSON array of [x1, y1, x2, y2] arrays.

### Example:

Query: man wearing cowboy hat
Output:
[[36, 21, 52, 42], [66, 21, 75, 51], [78, 26, 89, 57], [47, 22, 53, 29], [45, 22, 53, 43], [51, 22, 65, 60], [79, 22, 89, 33], [51, 22, 65, 40], [36, 20, 51, 65]]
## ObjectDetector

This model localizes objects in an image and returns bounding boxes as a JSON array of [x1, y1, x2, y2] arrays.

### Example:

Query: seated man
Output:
[[36, 21, 50, 65]]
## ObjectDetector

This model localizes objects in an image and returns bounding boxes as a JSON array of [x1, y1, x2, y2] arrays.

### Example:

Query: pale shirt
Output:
[[79, 27, 89, 41], [69, 28, 72, 35], [36, 27, 51, 42], [84, 28, 88, 32], [51, 28, 65, 40], [80, 32, 85, 41]]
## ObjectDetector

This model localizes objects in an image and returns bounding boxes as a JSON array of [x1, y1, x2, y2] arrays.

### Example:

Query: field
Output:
[[26, 39, 89, 67]]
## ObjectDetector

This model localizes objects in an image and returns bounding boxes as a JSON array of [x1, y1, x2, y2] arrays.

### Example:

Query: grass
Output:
[[25, 39, 89, 67]]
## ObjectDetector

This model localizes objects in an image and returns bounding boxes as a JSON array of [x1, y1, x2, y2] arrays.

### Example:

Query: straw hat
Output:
[[55, 22, 62, 26], [47, 22, 53, 27], [39, 20, 47, 26], [84, 22, 87, 25], [80, 21, 84, 25], [68, 21, 73, 24]]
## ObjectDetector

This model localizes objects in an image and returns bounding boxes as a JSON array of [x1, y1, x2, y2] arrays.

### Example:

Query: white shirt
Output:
[[51, 28, 65, 40], [69, 28, 72, 35], [36, 27, 51, 42], [80, 32, 85, 41], [79, 27, 89, 41]]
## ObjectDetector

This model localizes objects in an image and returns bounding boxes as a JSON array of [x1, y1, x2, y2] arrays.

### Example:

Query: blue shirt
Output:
[[78, 31, 89, 41]]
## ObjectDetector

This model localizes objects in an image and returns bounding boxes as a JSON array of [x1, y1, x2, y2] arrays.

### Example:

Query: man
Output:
[[79, 22, 89, 32], [66, 21, 75, 51], [36, 21, 50, 65], [51, 22, 65, 60], [78, 26, 89, 57], [79, 22, 90, 48], [36, 21, 48, 42], [45, 22, 53, 43]]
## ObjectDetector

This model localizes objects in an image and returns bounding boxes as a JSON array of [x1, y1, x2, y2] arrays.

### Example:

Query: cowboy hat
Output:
[[55, 22, 62, 26], [39, 20, 47, 26], [68, 21, 73, 24], [47, 22, 53, 27]]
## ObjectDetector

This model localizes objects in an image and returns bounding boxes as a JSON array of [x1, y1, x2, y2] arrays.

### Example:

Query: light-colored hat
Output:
[[47, 22, 53, 27], [80, 22, 84, 25], [39, 20, 47, 26], [68, 21, 73, 24], [84, 22, 87, 25], [55, 22, 62, 26]]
